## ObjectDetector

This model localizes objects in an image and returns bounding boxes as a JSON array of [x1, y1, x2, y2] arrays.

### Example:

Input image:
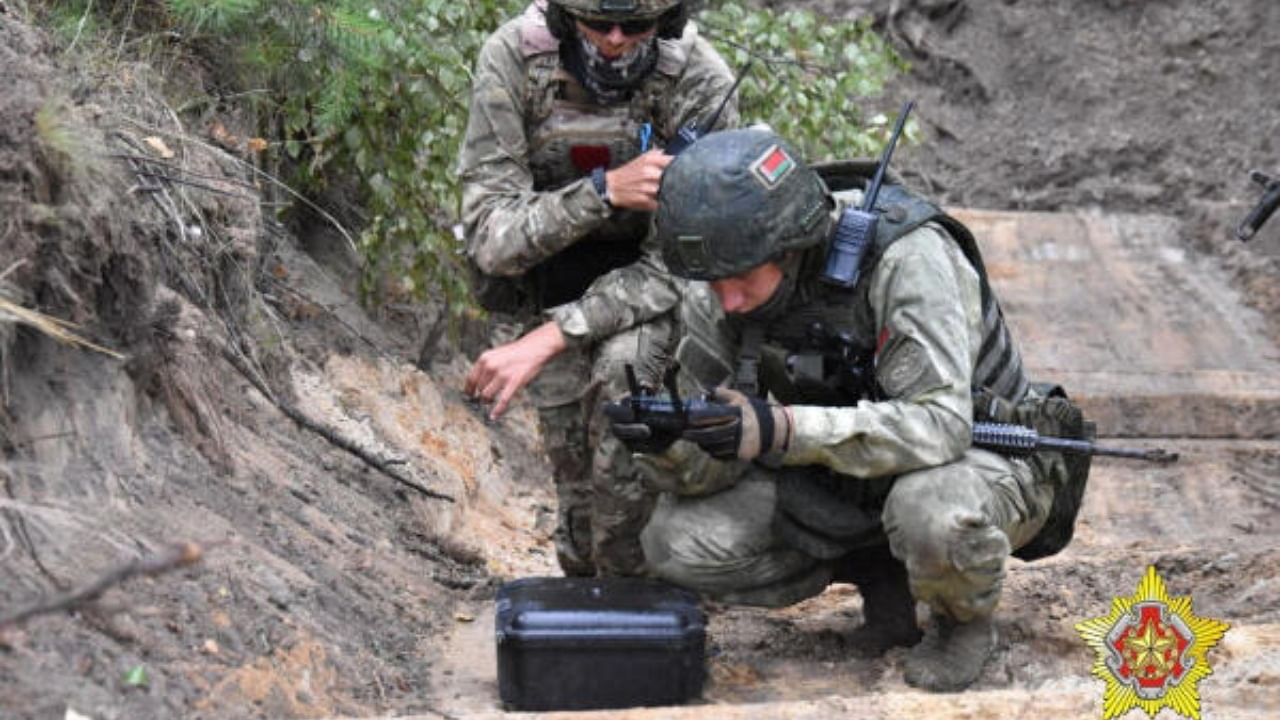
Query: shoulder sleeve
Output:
[[784, 225, 982, 477], [543, 236, 682, 345], [457, 25, 611, 278], [666, 30, 740, 135]]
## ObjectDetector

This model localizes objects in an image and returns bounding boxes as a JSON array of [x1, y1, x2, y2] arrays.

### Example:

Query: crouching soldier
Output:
[[458, 0, 738, 577], [609, 127, 1088, 691]]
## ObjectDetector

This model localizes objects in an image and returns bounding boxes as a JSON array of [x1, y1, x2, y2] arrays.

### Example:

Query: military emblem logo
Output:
[[750, 144, 795, 189], [1075, 565, 1229, 720]]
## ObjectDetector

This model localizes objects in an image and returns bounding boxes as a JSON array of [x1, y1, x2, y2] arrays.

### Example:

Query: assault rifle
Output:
[[605, 363, 1179, 464], [972, 422, 1178, 463], [1236, 170, 1280, 242]]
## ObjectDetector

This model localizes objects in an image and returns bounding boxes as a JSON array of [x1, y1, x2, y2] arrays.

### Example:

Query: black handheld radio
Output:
[[821, 100, 915, 288]]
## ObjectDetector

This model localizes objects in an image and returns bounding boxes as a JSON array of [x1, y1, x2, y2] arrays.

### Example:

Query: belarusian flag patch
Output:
[[750, 144, 795, 189]]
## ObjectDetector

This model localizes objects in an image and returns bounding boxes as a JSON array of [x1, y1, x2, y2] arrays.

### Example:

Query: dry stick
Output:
[[0, 542, 204, 629], [119, 118, 362, 263], [219, 344, 454, 503], [107, 154, 262, 191], [265, 280, 384, 356], [0, 298, 126, 359], [65, 0, 94, 53], [0, 473, 63, 589], [131, 171, 255, 201], [0, 259, 28, 283]]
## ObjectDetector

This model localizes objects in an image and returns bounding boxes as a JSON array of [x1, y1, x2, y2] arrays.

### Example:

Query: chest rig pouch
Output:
[[739, 274, 889, 560], [523, 63, 658, 307]]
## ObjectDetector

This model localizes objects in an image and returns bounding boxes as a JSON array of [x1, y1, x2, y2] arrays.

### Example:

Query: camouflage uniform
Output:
[[639, 184, 1055, 621], [457, 0, 737, 575]]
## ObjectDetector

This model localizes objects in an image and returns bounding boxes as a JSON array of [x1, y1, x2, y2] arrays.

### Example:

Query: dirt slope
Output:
[[0, 12, 554, 719]]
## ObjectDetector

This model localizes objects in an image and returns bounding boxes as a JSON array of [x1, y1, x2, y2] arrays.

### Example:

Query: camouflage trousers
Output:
[[640, 449, 1053, 620], [528, 315, 676, 577]]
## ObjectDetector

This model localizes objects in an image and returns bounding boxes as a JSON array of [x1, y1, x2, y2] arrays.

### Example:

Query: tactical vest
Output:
[[511, 3, 695, 308], [748, 182, 1030, 411], [713, 180, 1039, 558]]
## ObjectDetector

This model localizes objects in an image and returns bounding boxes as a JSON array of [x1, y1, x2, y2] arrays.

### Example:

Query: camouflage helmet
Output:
[[552, 0, 681, 19], [657, 128, 832, 281]]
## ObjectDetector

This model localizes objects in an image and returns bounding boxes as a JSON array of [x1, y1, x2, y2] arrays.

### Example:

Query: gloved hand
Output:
[[682, 387, 791, 461], [604, 398, 681, 454]]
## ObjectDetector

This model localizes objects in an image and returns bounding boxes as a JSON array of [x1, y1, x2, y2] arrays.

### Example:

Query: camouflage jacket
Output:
[[647, 189, 1027, 493], [457, 1, 737, 345]]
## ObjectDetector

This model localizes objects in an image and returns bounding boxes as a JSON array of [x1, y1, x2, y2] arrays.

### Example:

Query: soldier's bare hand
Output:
[[605, 150, 673, 211], [464, 321, 567, 420]]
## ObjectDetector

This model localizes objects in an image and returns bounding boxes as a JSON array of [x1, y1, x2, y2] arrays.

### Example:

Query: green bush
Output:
[[163, 0, 524, 311], [39, 0, 904, 313], [698, 3, 908, 160]]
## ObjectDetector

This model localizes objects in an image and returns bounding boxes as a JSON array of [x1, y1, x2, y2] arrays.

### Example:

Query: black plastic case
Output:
[[495, 576, 706, 711]]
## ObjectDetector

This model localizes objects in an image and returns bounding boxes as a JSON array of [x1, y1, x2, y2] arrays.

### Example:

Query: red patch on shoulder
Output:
[[570, 145, 611, 173], [875, 326, 891, 356]]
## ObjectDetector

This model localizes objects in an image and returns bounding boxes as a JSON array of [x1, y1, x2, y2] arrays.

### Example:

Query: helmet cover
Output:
[[657, 128, 831, 280]]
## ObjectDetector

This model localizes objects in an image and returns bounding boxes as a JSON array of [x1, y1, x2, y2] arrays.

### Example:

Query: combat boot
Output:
[[835, 546, 923, 657], [903, 613, 996, 692], [553, 508, 596, 577]]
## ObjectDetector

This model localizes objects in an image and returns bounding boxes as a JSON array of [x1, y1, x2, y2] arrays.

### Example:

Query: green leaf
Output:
[[123, 665, 149, 687]]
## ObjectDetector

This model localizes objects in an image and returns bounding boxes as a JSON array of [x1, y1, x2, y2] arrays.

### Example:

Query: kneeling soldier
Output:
[[610, 127, 1072, 691]]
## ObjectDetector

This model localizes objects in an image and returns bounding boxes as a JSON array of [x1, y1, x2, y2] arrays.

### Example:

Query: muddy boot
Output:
[[835, 546, 923, 657], [903, 614, 996, 692]]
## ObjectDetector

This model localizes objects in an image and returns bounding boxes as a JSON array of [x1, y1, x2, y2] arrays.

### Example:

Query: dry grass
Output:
[[0, 296, 124, 360]]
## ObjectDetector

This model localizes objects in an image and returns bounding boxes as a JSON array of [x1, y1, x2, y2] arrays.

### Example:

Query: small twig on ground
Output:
[[7, 431, 76, 448], [113, 0, 139, 67], [0, 542, 205, 629], [219, 344, 454, 503], [0, 259, 28, 283], [129, 171, 254, 200], [107, 154, 261, 191]]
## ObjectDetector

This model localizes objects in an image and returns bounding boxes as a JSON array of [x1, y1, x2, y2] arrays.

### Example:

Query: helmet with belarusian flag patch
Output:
[[656, 128, 833, 280]]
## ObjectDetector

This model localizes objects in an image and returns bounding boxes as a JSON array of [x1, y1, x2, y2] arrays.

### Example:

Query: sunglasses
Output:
[[574, 15, 659, 36]]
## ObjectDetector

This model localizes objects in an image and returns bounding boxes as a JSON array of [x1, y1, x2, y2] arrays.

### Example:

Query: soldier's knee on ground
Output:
[[883, 464, 1011, 622]]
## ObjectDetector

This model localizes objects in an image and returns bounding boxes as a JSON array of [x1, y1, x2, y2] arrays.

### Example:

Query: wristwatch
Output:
[[591, 166, 611, 207]]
